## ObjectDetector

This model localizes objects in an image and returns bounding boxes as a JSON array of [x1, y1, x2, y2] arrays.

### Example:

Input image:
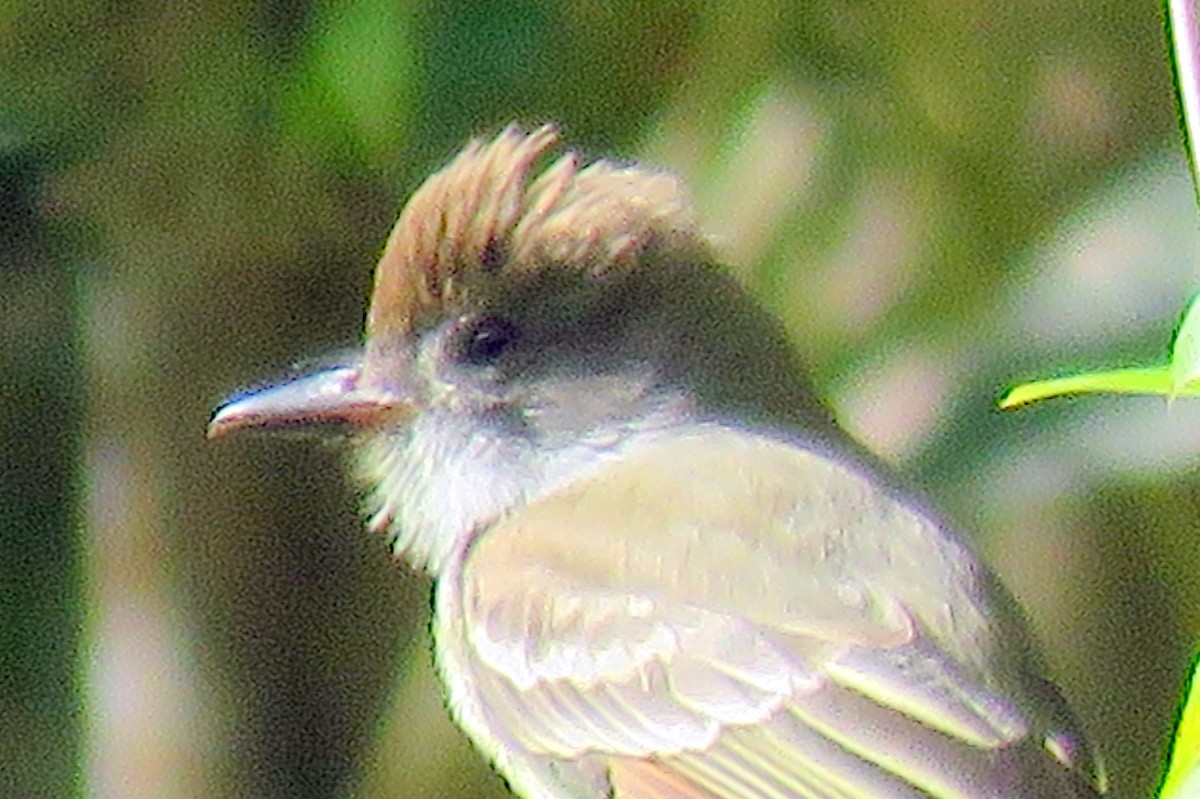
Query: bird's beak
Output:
[[207, 362, 413, 440]]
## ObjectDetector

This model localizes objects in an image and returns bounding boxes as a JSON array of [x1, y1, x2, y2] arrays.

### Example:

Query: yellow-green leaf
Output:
[[999, 367, 1177, 409], [1162, 655, 1200, 799], [1173, 293, 1200, 396]]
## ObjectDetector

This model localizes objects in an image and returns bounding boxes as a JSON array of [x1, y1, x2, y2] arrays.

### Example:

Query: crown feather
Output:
[[364, 124, 702, 344]]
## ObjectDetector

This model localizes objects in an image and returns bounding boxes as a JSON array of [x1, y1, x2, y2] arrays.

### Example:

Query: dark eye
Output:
[[457, 315, 520, 366]]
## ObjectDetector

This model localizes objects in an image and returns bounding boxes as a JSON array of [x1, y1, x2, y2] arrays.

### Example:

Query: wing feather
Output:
[[724, 717, 927, 799], [822, 640, 1027, 747], [611, 758, 725, 799], [449, 429, 1102, 799], [670, 747, 793, 799]]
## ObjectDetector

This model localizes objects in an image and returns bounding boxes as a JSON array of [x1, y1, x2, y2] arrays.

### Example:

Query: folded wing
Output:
[[455, 429, 1103, 799]]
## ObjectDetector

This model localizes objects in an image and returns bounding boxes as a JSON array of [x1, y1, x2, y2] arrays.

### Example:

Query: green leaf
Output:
[[999, 367, 1177, 409], [1170, 0, 1200, 213], [1161, 654, 1200, 799], [1172, 292, 1200, 396]]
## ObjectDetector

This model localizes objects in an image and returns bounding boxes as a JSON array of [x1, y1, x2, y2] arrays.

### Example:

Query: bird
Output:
[[209, 124, 1106, 799]]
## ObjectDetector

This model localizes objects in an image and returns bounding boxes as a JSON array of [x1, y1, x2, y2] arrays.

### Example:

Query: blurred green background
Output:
[[0, 0, 1192, 797]]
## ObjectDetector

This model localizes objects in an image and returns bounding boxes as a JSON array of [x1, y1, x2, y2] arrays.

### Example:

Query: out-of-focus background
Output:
[[0, 1, 1193, 797]]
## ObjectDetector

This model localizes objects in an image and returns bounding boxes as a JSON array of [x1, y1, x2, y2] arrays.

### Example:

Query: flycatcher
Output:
[[210, 125, 1104, 799]]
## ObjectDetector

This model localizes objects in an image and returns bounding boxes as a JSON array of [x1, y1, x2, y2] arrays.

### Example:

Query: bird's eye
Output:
[[457, 315, 520, 366]]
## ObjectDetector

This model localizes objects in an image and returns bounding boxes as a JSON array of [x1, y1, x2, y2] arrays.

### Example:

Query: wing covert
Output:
[[448, 428, 1101, 798]]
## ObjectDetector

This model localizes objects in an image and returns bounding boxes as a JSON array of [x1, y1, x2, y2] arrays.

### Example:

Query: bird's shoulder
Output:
[[464, 424, 991, 660]]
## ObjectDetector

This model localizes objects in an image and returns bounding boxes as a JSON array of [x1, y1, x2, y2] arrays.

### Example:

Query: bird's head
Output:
[[209, 125, 832, 571]]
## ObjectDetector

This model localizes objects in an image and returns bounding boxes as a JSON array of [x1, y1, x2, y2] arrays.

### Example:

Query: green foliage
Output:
[[1001, 366, 1179, 408], [1163, 655, 1200, 799], [1003, 3, 1200, 797], [999, 292, 1200, 408]]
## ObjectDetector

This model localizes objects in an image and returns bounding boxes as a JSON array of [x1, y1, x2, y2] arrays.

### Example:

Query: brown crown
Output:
[[364, 124, 702, 343]]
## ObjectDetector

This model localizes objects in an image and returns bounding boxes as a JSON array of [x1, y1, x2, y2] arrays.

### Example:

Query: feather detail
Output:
[[364, 124, 703, 349], [437, 427, 1104, 799]]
